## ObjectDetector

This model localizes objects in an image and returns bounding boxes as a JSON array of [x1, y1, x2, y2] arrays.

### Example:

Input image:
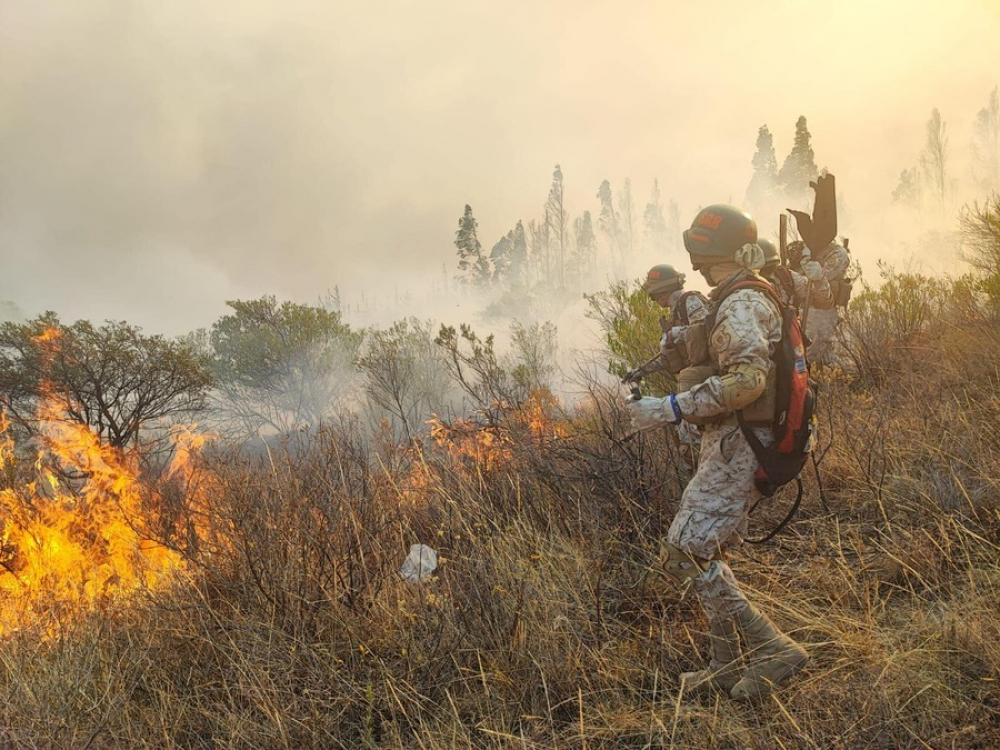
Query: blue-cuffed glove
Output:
[[627, 395, 682, 431]]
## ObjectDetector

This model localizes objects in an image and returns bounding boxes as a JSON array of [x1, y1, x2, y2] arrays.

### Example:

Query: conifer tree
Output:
[[920, 108, 949, 216], [489, 232, 513, 283], [573, 210, 597, 287], [546, 164, 568, 287], [597, 179, 620, 259], [489, 221, 529, 286], [526, 219, 548, 285], [746, 125, 779, 217], [454, 205, 491, 288], [778, 116, 818, 205], [510, 220, 527, 283]]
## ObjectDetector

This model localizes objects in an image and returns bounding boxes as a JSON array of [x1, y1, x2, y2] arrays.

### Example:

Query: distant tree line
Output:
[[452, 115, 827, 299], [892, 87, 999, 217], [452, 168, 681, 299]]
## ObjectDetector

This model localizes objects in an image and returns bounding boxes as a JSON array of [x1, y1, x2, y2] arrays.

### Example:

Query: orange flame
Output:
[[0, 328, 213, 638], [423, 390, 565, 474]]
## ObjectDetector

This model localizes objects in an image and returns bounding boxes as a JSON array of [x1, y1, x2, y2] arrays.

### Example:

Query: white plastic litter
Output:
[[399, 544, 438, 582]]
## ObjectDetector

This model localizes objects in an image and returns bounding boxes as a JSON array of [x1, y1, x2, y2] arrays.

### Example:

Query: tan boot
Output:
[[730, 605, 808, 700], [680, 618, 742, 694]]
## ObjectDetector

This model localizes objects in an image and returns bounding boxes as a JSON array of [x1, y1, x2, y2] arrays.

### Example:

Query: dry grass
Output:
[[0, 311, 998, 748]]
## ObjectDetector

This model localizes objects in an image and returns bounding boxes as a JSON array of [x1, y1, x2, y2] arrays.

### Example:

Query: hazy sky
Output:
[[2, 0, 999, 333]]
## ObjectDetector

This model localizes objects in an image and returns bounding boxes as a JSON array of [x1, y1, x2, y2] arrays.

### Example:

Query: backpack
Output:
[[713, 278, 817, 499], [669, 290, 709, 327]]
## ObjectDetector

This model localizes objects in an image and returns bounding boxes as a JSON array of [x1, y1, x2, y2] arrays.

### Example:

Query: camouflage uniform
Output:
[[769, 264, 833, 311], [632, 205, 810, 698], [662, 292, 710, 350], [668, 275, 780, 623], [625, 291, 710, 384], [804, 242, 850, 366]]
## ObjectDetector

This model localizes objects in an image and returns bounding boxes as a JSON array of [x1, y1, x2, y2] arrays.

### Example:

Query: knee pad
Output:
[[660, 542, 719, 586]]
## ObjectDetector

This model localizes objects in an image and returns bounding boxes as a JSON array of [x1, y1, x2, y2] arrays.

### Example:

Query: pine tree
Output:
[[573, 211, 597, 288], [778, 116, 818, 205], [526, 219, 547, 286], [490, 232, 513, 283], [972, 87, 1000, 195], [597, 179, 620, 260], [509, 220, 527, 284], [643, 179, 669, 254], [454, 205, 491, 288], [546, 164, 568, 287], [920, 108, 949, 216], [746, 125, 779, 218]]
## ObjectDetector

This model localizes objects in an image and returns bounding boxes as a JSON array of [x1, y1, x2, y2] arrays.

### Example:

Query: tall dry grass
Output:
[[0, 276, 998, 748]]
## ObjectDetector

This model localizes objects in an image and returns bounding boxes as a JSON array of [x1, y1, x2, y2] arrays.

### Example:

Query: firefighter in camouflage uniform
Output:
[[758, 237, 834, 311], [622, 264, 709, 385], [627, 205, 809, 700], [796, 239, 851, 366]]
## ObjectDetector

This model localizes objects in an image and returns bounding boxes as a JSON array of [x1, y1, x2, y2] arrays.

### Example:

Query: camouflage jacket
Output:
[[771, 265, 834, 311], [816, 242, 851, 283], [662, 292, 710, 349], [674, 273, 781, 421]]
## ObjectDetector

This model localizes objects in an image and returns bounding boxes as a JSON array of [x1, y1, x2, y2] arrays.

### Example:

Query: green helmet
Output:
[[643, 264, 685, 300], [683, 204, 758, 265], [758, 238, 780, 266]]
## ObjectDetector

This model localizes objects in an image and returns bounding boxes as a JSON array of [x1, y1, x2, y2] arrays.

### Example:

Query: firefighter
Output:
[[788, 239, 852, 365], [758, 237, 834, 311], [627, 205, 809, 700], [622, 264, 709, 385]]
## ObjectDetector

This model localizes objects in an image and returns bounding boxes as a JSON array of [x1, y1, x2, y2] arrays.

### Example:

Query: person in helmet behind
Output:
[[622, 264, 709, 384], [788, 239, 852, 366], [758, 238, 834, 311], [627, 204, 809, 701]]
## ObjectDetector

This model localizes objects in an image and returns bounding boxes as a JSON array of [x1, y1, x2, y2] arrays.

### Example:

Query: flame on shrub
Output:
[[0, 329, 211, 637]]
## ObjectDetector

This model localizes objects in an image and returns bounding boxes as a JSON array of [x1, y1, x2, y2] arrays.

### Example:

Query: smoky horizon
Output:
[[1, 0, 999, 335]]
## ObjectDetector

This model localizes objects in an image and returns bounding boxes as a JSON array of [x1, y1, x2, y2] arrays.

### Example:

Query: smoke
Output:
[[1, 0, 998, 333]]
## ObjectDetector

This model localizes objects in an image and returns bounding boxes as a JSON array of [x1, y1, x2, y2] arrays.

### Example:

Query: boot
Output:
[[730, 604, 809, 700], [680, 617, 742, 694]]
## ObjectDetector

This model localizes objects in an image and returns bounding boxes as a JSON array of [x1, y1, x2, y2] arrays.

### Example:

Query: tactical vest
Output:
[[675, 273, 779, 426], [660, 291, 709, 375], [668, 291, 699, 327]]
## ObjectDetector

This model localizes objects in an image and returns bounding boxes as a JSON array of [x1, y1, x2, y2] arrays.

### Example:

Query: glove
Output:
[[627, 395, 682, 431], [801, 258, 826, 282], [800, 244, 812, 263]]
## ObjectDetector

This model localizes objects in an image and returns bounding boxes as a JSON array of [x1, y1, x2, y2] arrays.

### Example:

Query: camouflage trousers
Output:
[[806, 307, 841, 367], [666, 419, 771, 624]]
